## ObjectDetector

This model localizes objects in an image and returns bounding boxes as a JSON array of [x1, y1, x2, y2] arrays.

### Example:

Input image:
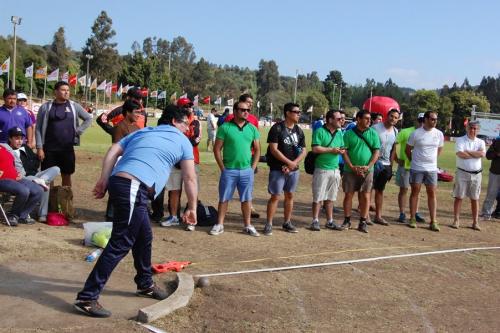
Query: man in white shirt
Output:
[[406, 111, 444, 231], [452, 121, 485, 230], [206, 108, 218, 151]]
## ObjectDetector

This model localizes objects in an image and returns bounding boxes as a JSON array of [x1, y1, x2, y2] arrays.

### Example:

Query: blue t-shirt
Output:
[[112, 125, 194, 198], [312, 119, 324, 132], [0, 106, 32, 143]]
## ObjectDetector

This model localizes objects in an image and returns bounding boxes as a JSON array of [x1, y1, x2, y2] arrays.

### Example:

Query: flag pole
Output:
[[7, 63, 10, 89], [43, 67, 47, 102], [29, 63, 33, 109]]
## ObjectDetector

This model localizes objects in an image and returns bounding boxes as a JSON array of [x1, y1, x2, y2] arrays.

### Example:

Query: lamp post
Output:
[[293, 69, 298, 103], [84, 54, 93, 101], [332, 83, 337, 109], [11, 16, 22, 90]]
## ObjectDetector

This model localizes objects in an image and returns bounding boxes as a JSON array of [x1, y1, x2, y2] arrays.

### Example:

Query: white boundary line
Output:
[[197, 246, 500, 278]]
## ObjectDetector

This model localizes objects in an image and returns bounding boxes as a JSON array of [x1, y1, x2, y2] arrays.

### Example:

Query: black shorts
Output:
[[41, 149, 75, 175], [373, 165, 393, 191]]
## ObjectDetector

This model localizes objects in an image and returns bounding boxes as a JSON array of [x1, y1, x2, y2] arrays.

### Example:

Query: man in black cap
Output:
[[96, 87, 147, 140]]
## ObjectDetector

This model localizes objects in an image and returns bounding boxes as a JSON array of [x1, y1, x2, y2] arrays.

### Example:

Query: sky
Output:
[[1, 0, 499, 89]]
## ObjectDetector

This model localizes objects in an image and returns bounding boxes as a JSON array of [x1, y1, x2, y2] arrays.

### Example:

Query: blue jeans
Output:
[[26, 166, 61, 218], [0, 178, 43, 219]]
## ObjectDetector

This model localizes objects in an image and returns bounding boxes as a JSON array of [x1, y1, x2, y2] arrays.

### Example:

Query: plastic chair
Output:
[[0, 193, 11, 227]]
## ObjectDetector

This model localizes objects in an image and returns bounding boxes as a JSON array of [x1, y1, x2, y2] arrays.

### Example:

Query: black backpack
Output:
[[304, 127, 338, 175], [184, 200, 218, 226]]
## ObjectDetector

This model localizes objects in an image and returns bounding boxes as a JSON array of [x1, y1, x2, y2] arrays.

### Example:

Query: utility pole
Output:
[[84, 54, 93, 101], [293, 69, 298, 103], [11, 16, 22, 89]]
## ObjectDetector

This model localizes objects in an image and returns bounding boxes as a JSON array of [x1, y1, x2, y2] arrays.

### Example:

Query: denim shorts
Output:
[[409, 169, 438, 186], [219, 168, 254, 202], [268, 170, 300, 195]]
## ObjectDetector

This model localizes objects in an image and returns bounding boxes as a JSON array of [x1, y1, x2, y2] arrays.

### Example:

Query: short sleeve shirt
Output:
[[455, 135, 485, 171], [266, 122, 306, 171], [396, 126, 416, 170], [343, 127, 381, 173], [407, 127, 444, 171], [372, 122, 398, 165], [112, 125, 194, 198], [312, 126, 344, 170], [216, 121, 260, 169], [0, 106, 32, 143]]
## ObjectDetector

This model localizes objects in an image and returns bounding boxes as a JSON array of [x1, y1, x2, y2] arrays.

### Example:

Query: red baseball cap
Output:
[[177, 97, 193, 107]]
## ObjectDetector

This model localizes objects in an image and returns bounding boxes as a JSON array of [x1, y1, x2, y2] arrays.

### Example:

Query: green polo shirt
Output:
[[343, 127, 381, 173], [396, 126, 416, 170], [216, 121, 260, 169], [312, 126, 344, 170]]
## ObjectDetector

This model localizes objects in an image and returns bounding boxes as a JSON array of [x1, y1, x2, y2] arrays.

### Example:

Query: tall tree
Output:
[[48, 27, 70, 72], [256, 59, 281, 97], [81, 11, 121, 80]]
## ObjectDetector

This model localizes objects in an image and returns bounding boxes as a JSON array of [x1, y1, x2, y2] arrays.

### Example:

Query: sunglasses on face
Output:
[[238, 108, 251, 112], [289, 110, 301, 114], [428, 117, 438, 121]]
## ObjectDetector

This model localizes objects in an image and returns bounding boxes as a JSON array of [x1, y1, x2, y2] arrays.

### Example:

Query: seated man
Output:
[[0, 143, 43, 226], [4, 127, 60, 222]]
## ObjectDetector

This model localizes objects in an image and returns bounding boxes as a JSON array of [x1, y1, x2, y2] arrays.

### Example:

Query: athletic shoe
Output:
[[358, 221, 368, 233], [74, 300, 111, 318], [250, 207, 260, 218], [397, 213, 406, 223], [185, 224, 195, 231], [209, 224, 224, 235], [415, 213, 426, 223], [38, 216, 47, 223], [373, 217, 389, 226], [18, 217, 36, 225], [282, 221, 298, 233], [408, 218, 417, 229], [472, 224, 481, 231], [136, 284, 168, 300], [365, 215, 374, 225], [429, 222, 440, 232], [5, 215, 18, 227], [325, 220, 344, 231], [243, 225, 260, 237], [341, 219, 351, 230], [451, 220, 459, 229], [310, 219, 320, 231], [160, 216, 179, 227], [263, 223, 273, 236]]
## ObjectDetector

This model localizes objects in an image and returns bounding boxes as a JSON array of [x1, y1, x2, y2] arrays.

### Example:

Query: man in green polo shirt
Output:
[[341, 109, 381, 233], [310, 109, 345, 231], [210, 101, 261, 236]]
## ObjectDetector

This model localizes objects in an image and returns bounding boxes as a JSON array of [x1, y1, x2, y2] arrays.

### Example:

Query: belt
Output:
[[458, 167, 482, 174]]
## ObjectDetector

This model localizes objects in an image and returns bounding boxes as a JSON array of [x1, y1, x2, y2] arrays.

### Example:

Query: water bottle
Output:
[[85, 248, 103, 262]]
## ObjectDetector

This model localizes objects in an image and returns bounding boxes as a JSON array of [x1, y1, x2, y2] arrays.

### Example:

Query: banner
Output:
[[61, 71, 69, 82], [116, 83, 123, 97], [227, 98, 234, 106], [180, 93, 187, 99], [47, 68, 59, 82], [78, 75, 87, 86], [96, 80, 107, 90], [122, 84, 130, 94], [202, 96, 210, 104], [0, 57, 10, 75], [158, 91, 166, 99], [105, 81, 113, 97], [69, 74, 77, 86], [193, 95, 199, 106], [35, 66, 47, 79], [25, 64, 34, 78], [170, 92, 177, 103], [214, 96, 222, 105], [90, 78, 97, 90], [150, 90, 158, 98]]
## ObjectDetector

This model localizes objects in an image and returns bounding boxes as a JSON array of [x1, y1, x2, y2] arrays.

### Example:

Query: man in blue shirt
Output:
[[74, 106, 198, 318], [0, 89, 33, 147]]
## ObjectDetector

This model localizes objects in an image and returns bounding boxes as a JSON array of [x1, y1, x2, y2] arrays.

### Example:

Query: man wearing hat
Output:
[[0, 89, 33, 148], [16, 92, 36, 147]]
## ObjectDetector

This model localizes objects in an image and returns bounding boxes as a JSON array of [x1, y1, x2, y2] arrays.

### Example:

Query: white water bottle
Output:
[[85, 248, 103, 262]]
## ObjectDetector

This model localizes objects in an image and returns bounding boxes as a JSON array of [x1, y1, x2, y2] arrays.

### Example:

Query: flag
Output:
[[97, 80, 107, 90], [140, 88, 148, 97], [69, 74, 77, 86], [111, 83, 118, 93], [227, 98, 234, 106], [35, 66, 47, 79], [150, 90, 158, 98], [193, 95, 199, 106], [116, 83, 123, 97], [158, 91, 166, 99], [170, 92, 177, 103], [306, 105, 313, 113], [78, 75, 87, 86], [47, 68, 59, 82], [25, 64, 34, 78], [202, 96, 210, 104], [214, 96, 222, 105], [105, 81, 113, 97], [0, 57, 10, 75], [122, 84, 130, 94], [87, 76, 92, 87], [61, 71, 69, 82], [180, 93, 187, 99], [90, 78, 97, 90]]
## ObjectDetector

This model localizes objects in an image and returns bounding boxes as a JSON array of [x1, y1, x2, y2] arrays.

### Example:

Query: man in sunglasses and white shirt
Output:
[[406, 110, 444, 231]]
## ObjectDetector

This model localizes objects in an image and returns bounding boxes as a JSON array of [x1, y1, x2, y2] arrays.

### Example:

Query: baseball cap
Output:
[[126, 87, 144, 100], [17, 93, 28, 101], [417, 112, 425, 119], [177, 97, 193, 107], [8, 127, 25, 137]]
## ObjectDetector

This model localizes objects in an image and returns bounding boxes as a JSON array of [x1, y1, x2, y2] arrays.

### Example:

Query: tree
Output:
[[448, 90, 490, 134], [297, 90, 329, 120], [403, 90, 440, 127], [323, 70, 343, 108], [191, 57, 213, 95], [47, 27, 70, 72], [81, 11, 121, 81], [256, 59, 281, 97]]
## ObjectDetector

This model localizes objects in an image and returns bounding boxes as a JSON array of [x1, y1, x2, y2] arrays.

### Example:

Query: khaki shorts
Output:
[[166, 165, 199, 191], [342, 171, 374, 193], [453, 169, 482, 200], [312, 168, 341, 202]]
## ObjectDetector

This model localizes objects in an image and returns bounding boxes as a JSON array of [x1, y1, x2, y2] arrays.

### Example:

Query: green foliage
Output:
[[403, 90, 440, 127], [448, 90, 490, 134], [297, 90, 329, 119], [256, 59, 281, 97]]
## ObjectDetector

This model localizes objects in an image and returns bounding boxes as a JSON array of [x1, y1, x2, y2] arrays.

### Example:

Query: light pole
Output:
[[293, 69, 298, 103], [11, 16, 22, 90], [84, 54, 93, 101], [332, 83, 337, 109]]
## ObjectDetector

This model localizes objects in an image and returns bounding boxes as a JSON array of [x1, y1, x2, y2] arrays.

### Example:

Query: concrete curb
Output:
[[137, 272, 194, 323]]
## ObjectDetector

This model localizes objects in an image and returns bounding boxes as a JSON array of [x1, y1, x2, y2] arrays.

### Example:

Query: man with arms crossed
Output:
[[406, 111, 444, 231]]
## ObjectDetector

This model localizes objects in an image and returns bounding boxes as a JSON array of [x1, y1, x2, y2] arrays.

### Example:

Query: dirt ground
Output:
[[1, 150, 500, 333]]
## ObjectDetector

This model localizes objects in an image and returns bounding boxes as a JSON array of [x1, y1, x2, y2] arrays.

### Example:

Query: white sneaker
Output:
[[185, 224, 195, 231], [243, 225, 260, 237], [209, 224, 224, 235], [160, 216, 179, 227]]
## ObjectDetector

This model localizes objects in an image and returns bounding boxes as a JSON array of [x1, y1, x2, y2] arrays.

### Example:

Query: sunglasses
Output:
[[289, 110, 301, 114], [428, 117, 438, 121], [238, 108, 251, 112]]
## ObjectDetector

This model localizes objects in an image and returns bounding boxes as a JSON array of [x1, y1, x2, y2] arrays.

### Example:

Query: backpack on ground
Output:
[[184, 200, 218, 226], [49, 186, 76, 220]]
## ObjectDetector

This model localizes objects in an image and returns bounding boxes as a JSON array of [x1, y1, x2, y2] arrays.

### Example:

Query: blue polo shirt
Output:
[[111, 125, 194, 198], [0, 105, 32, 143]]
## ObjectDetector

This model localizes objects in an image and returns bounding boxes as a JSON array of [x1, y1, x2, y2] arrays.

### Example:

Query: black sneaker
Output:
[[358, 221, 368, 233], [136, 284, 168, 300], [326, 221, 344, 231], [263, 223, 273, 236], [18, 217, 36, 225], [250, 208, 260, 218], [74, 300, 111, 318], [341, 218, 351, 230], [6, 215, 18, 227], [282, 221, 298, 233]]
